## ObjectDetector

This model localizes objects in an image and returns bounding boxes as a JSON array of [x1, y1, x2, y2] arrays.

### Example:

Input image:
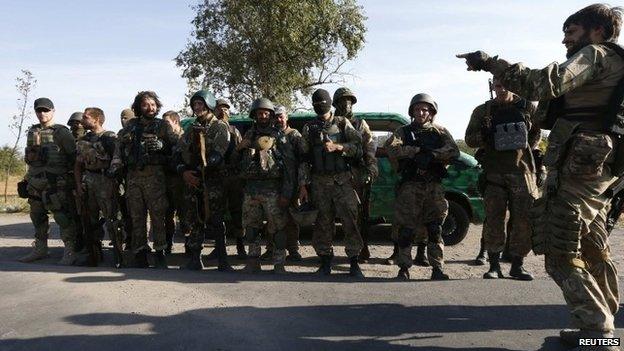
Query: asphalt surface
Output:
[[0, 213, 622, 351]]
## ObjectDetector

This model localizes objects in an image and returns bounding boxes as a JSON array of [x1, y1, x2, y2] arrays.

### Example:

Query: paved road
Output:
[[0, 214, 621, 350]]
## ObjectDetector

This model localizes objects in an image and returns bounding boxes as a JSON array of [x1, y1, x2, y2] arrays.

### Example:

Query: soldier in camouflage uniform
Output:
[[177, 90, 232, 271], [208, 98, 247, 259], [74, 107, 123, 267], [112, 91, 179, 269], [19, 97, 78, 265], [465, 78, 541, 281], [67, 112, 86, 140], [298, 89, 365, 277], [385, 94, 459, 281], [458, 4, 623, 348], [117, 108, 135, 250], [237, 98, 296, 273], [333, 87, 379, 263], [162, 110, 186, 254]]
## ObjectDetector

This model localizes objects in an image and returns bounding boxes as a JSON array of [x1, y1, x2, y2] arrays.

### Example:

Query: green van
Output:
[[181, 112, 484, 245]]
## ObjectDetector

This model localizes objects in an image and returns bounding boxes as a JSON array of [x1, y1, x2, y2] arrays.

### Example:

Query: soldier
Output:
[[207, 98, 247, 259], [67, 112, 86, 140], [458, 4, 623, 348], [18, 97, 78, 265], [237, 98, 296, 273], [113, 91, 179, 268], [465, 78, 541, 281], [332, 87, 379, 262], [177, 90, 232, 271], [298, 88, 365, 277], [162, 111, 186, 254], [117, 108, 135, 251], [74, 107, 123, 267], [385, 93, 459, 281]]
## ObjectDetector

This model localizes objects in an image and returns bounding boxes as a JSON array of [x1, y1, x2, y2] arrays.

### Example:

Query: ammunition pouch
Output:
[[530, 197, 582, 258], [17, 180, 29, 199], [493, 122, 528, 151], [562, 132, 614, 178], [542, 118, 580, 169]]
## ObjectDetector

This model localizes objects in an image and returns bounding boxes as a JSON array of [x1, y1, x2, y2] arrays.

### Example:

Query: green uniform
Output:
[[385, 122, 459, 269], [223, 124, 245, 241], [465, 96, 540, 257], [488, 43, 624, 333]]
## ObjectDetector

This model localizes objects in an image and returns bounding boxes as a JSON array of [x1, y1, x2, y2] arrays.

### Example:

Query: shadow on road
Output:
[[0, 303, 579, 351]]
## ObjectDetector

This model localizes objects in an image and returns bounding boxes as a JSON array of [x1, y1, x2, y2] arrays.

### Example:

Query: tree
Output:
[[176, 0, 367, 110], [5, 70, 36, 202]]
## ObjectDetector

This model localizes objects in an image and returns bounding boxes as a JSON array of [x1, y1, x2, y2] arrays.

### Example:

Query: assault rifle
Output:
[[606, 177, 624, 233]]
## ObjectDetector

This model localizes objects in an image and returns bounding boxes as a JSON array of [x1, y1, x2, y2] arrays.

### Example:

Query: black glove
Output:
[[456, 51, 492, 71], [144, 138, 163, 152]]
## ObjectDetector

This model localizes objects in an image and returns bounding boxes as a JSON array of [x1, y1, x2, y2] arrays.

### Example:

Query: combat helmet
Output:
[[248, 97, 275, 119], [216, 98, 230, 109], [190, 90, 217, 111], [67, 112, 83, 125], [288, 202, 318, 227], [332, 87, 357, 107], [408, 93, 438, 118]]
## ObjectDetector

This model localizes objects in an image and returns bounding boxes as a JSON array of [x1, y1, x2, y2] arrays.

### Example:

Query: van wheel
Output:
[[442, 200, 470, 246]]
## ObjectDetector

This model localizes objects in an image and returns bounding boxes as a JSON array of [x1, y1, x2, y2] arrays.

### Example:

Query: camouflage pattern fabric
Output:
[[223, 176, 244, 240], [242, 189, 288, 264], [489, 43, 624, 332], [83, 172, 118, 243], [184, 179, 226, 250], [393, 181, 448, 268]]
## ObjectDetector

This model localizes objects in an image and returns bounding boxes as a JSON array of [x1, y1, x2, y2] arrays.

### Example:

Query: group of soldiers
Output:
[[14, 2, 623, 349], [18, 79, 461, 280]]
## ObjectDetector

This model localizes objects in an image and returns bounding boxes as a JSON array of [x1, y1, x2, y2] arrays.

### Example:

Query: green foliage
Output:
[[456, 139, 476, 156], [176, 0, 367, 110], [0, 146, 26, 180]]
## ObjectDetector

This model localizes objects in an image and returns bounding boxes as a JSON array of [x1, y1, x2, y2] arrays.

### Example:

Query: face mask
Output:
[[314, 105, 331, 115]]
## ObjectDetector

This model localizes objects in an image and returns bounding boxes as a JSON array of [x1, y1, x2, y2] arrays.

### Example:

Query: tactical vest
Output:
[[309, 116, 350, 174], [239, 126, 285, 180], [121, 117, 168, 170], [25, 124, 70, 174], [487, 99, 530, 151], [543, 42, 624, 135], [398, 124, 447, 182], [187, 117, 225, 173], [76, 131, 115, 171]]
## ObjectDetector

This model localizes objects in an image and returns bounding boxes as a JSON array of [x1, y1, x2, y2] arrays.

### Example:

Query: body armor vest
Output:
[[25, 124, 69, 174], [488, 99, 529, 151], [398, 124, 447, 182], [239, 126, 285, 180], [188, 117, 225, 174], [121, 118, 168, 170], [77, 131, 115, 171], [309, 116, 350, 174]]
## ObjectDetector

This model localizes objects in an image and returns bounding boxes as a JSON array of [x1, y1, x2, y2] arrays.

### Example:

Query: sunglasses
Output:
[[35, 108, 51, 113]]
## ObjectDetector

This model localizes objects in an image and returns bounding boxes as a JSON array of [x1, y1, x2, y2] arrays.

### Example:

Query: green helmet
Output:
[[408, 93, 438, 117], [67, 112, 83, 124], [190, 90, 217, 111], [332, 87, 357, 107], [248, 97, 274, 119], [216, 98, 230, 109]]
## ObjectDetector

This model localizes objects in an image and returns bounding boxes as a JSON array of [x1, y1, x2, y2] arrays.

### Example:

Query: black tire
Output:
[[442, 200, 470, 246]]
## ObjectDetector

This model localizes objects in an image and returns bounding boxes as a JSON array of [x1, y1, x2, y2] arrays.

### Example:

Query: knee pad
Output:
[[397, 227, 415, 248]]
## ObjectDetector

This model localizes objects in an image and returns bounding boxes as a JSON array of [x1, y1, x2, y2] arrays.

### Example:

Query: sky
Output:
[[1, 0, 621, 146]]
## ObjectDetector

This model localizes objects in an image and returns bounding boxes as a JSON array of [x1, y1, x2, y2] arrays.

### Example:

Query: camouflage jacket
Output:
[[177, 114, 230, 177], [76, 130, 117, 171], [465, 96, 540, 174], [349, 116, 379, 182]]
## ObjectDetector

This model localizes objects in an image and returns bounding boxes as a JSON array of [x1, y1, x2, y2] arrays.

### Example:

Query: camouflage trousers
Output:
[[82, 172, 119, 246], [126, 166, 168, 253], [243, 184, 288, 264], [264, 210, 300, 253], [311, 173, 363, 258], [535, 171, 619, 333], [26, 172, 77, 247], [165, 174, 187, 239], [185, 178, 226, 251], [223, 176, 244, 240], [483, 172, 536, 257], [394, 180, 448, 269]]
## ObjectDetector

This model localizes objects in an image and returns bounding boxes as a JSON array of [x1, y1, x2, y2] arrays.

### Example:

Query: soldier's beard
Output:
[[566, 34, 592, 58]]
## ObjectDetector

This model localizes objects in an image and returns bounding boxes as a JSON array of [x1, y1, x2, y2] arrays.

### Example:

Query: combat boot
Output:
[[203, 248, 219, 260], [243, 257, 262, 273], [483, 251, 504, 279], [182, 249, 204, 270], [383, 242, 399, 265], [349, 256, 365, 278], [358, 245, 371, 263], [396, 266, 410, 280], [134, 249, 149, 268], [18, 239, 49, 263], [286, 249, 302, 262], [236, 238, 247, 259], [413, 244, 430, 267], [154, 250, 168, 269], [259, 247, 274, 261], [560, 329, 617, 348], [474, 248, 486, 266], [431, 266, 450, 280], [509, 256, 533, 281], [217, 255, 234, 272], [316, 255, 332, 276], [273, 263, 287, 274], [58, 243, 77, 266]]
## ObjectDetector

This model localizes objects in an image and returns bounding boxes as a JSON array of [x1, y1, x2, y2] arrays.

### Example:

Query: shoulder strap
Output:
[[603, 42, 624, 60]]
